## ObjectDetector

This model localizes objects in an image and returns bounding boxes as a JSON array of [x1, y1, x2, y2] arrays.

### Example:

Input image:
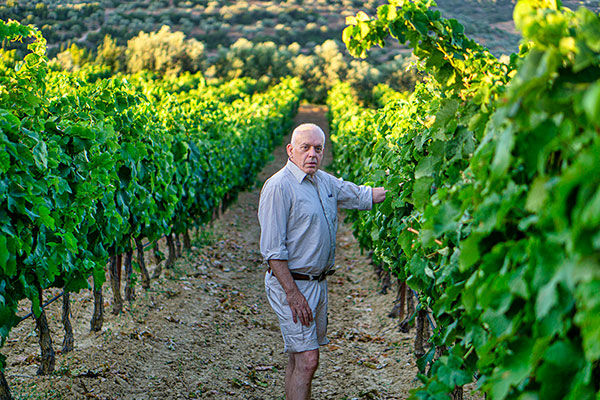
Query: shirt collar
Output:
[[286, 159, 313, 184]]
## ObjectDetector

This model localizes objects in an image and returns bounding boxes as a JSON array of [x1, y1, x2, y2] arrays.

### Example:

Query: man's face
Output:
[[287, 128, 324, 176]]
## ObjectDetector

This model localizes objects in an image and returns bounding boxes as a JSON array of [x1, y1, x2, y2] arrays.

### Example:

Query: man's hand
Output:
[[286, 289, 313, 326], [268, 259, 314, 327], [372, 187, 387, 204]]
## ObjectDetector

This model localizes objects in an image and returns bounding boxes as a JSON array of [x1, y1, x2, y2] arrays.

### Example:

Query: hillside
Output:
[[3, 0, 598, 59]]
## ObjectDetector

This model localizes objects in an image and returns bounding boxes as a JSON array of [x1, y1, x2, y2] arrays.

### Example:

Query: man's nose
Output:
[[308, 147, 317, 157]]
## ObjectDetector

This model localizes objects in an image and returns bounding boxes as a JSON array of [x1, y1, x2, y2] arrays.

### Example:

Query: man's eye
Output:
[[315, 147, 323, 153]]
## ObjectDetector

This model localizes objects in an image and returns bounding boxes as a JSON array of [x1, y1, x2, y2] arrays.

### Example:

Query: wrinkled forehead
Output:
[[292, 126, 325, 147]]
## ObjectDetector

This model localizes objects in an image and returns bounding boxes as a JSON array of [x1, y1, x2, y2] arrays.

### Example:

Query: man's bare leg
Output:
[[285, 349, 319, 400], [285, 353, 296, 398]]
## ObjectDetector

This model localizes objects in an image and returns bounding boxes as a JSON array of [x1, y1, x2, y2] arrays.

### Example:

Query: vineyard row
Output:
[[0, 19, 301, 394], [329, 0, 600, 399]]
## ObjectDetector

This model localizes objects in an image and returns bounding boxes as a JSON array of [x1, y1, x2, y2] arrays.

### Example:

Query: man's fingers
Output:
[[293, 305, 312, 326], [299, 307, 308, 326], [306, 306, 313, 323], [287, 292, 314, 326], [303, 307, 313, 326]]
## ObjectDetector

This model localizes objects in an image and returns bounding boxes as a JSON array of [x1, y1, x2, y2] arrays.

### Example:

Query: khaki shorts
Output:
[[264, 270, 329, 353]]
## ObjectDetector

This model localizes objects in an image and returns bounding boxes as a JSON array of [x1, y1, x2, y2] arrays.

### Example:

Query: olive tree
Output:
[[126, 25, 205, 75]]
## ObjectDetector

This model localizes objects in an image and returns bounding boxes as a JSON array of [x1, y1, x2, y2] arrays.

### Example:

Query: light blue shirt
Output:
[[258, 159, 372, 276]]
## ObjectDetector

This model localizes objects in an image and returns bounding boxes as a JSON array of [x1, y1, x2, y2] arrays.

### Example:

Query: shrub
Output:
[[126, 25, 205, 75]]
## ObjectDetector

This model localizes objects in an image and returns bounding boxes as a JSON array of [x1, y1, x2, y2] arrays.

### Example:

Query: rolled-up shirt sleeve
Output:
[[335, 177, 373, 210], [258, 181, 289, 261]]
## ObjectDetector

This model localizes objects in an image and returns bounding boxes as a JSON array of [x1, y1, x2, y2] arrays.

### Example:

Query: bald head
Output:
[[291, 123, 325, 147], [287, 123, 325, 176]]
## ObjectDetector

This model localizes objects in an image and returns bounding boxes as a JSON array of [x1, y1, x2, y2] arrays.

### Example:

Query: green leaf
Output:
[[481, 308, 511, 337], [0, 152, 9, 174], [415, 156, 436, 179], [580, 188, 600, 228], [543, 341, 581, 370], [536, 279, 557, 319], [37, 205, 55, 230], [582, 81, 600, 123], [377, 4, 397, 21], [434, 354, 472, 388], [490, 125, 514, 180], [487, 338, 534, 399], [432, 98, 459, 135], [0, 236, 10, 274], [32, 140, 48, 169], [574, 280, 600, 360], [412, 176, 433, 210], [525, 176, 548, 213], [63, 232, 78, 254], [459, 234, 480, 272], [342, 26, 353, 44]]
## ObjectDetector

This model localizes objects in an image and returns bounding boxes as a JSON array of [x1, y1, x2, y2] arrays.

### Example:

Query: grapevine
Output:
[[330, 0, 600, 398], [0, 19, 301, 382]]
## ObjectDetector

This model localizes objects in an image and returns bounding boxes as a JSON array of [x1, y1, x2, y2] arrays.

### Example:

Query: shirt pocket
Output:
[[325, 191, 338, 226]]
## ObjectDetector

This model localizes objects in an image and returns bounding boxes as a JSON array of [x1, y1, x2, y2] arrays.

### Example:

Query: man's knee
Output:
[[295, 350, 319, 376]]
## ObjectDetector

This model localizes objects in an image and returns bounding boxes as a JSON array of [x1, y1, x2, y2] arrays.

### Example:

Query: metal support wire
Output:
[[18, 292, 64, 324], [410, 289, 437, 332], [16, 237, 160, 324]]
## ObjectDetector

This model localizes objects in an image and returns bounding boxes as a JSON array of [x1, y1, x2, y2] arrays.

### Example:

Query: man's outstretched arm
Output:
[[268, 259, 314, 327], [336, 177, 387, 209]]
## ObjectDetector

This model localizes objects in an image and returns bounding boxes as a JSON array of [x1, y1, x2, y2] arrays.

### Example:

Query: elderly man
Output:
[[258, 123, 386, 400]]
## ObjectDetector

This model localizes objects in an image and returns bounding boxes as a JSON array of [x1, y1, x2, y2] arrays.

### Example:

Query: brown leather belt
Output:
[[267, 268, 335, 282]]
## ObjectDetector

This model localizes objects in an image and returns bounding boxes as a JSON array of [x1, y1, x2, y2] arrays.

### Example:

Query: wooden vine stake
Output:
[[109, 255, 123, 315], [33, 289, 55, 375], [0, 369, 12, 400], [124, 249, 134, 302], [152, 240, 163, 279], [135, 237, 151, 289], [183, 229, 192, 250], [400, 289, 415, 333], [389, 279, 409, 329], [62, 292, 74, 353], [174, 233, 182, 258], [90, 275, 103, 332], [380, 268, 392, 295], [165, 233, 176, 269], [452, 386, 464, 400], [414, 308, 428, 359]]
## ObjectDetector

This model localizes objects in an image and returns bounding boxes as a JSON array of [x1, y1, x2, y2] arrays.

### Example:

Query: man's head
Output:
[[287, 123, 325, 176]]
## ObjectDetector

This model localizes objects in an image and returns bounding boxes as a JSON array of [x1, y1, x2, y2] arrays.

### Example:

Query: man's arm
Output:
[[334, 176, 387, 209], [268, 259, 313, 327]]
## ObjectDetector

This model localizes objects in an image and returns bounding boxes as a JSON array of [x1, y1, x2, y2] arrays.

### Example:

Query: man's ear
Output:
[[286, 143, 293, 158]]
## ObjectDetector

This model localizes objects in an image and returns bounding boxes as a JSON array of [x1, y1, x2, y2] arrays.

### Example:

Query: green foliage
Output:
[[126, 25, 205, 75], [291, 40, 348, 103], [95, 35, 126, 73], [0, 20, 302, 371], [52, 43, 91, 72], [209, 38, 297, 81], [330, 0, 600, 398], [206, 37, 418, 103]]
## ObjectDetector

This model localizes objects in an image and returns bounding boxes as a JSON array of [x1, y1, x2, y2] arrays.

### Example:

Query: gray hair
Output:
[[291, 123, 325, 147]]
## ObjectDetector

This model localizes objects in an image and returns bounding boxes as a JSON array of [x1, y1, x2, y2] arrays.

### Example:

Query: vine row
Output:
[[0, 19, 301, 392], [329, 0, 600, 398]]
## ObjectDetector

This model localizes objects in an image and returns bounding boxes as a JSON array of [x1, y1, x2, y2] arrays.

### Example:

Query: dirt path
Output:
[[5, 105, 420, 400]]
